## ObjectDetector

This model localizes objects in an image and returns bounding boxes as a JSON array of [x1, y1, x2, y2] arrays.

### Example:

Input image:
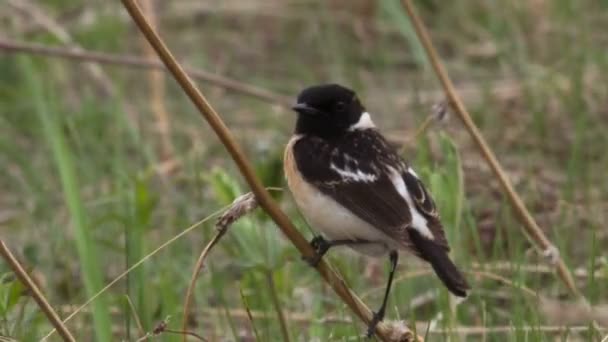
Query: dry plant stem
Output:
[[466, 271, 537, 298], [400, 0, 581, 299], [125, 295, 146, 337], [0, 240, 75, 342], [182, 193, 259, 340], [120, 1, 419, 340], [163, 329, 207, 341], [471, 261, 607, 279], [181, 220, 230, 339], [140, 0, 174, 163], [240, 288, 262, 339], [58, 304, 354, 326], [267, 271, 291, 342], [211, 307, 352, 325], [400, 116, 432, 154], [41, 206, 227, 340], [0, 38, 439, 143], [410, 117, 432, 141], [5, 0, 141, 131], [427, 325, 605, 336], [0, 39, 291, 108], [360, 269, 537, 305], [6, 0, 114, 96], [137, 320, 208, 342]]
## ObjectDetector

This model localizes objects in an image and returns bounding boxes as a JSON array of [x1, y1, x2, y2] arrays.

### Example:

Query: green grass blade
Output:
[[19, 57, 112, 341], [125, 177, 155, 333]]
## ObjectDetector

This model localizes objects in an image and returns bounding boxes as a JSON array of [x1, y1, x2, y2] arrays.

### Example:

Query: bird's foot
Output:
[[365, 309, 385, 338], [302, 236, 329, 267], [310, 235, 326, 250]]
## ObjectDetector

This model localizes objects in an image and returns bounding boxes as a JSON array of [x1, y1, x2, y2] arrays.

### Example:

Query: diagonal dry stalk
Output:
[[0, 240, 75, 342], [400, 0, 582, 301], [120, 1, 421, 340]]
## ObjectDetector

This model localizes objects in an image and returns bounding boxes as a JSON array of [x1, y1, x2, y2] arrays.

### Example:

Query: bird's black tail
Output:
[[428, 251, 469, 297], [409, 229, 470, 297]]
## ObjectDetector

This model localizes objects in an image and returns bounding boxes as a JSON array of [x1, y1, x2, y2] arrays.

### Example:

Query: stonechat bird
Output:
[[284, 84, 470, 337]]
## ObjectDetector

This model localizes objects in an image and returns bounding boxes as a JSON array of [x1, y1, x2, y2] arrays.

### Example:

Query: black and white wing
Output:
[[292, 130, 449, 251]]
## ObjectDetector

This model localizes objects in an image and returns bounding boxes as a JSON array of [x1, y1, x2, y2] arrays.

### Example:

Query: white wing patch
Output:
[[388, 167, 435, 240], [349, 112, 375, 130], [330, 162, 378, 182], [343, 154, 359, 166], [407, 167, 419, 178]]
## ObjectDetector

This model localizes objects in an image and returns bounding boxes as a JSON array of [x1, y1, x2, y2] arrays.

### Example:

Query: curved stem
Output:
[[0, 240, 75, 342], [400, 0, 581, 299]]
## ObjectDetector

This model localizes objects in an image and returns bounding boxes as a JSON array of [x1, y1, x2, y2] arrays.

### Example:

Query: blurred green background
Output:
[[1, 0, 607, 341]]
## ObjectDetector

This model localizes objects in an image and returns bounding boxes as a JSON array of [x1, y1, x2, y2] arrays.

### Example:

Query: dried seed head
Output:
[[216, 192, 259, 231], [378, 320, 421, 342], [152, 320, 168, 335], [431, 100, 450, 124], [542, 245, 560, 265]]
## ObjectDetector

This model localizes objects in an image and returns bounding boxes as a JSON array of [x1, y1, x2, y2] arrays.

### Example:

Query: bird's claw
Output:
[[310, 236, 326, 250], [302, 236, 328, 267]]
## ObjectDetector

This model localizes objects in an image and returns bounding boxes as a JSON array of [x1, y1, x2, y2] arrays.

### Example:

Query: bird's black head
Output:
[[292, 84, 370, 138]]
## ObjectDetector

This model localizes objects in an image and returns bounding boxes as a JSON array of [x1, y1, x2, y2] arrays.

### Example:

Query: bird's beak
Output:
[[291, 103, 323, 116]]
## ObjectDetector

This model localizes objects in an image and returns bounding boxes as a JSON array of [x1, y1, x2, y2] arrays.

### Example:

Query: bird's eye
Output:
[[335, 101, 346, 112]]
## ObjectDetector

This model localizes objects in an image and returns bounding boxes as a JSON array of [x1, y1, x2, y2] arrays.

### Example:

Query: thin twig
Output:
[[138, 319, 208, 342], [400, 100, 449, 152], [209, 306, 351, 325], [400, 0, 582, 300], [0, 39, 292, 108], [163, 329, 207, 341], [466, 270, 538, 298], [119, 1, 420, 340], [359, 268, 538, 302], [471, 261, 607, 279], [140, 0, 174, 164], [57, 305, 353, 325], [426, 325, 606, 336], [267, 270, 291, 342], [182, 193, 259, 340], [6, 0, 116, 98], [5, 0, 142, 136], [0, 240, 75, 342], [41, 206, 227, 340], [240, 287, 263, 340], [125, 295, 146, 338]]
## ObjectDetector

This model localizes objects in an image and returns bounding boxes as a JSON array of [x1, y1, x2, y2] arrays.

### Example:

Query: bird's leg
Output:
[[366, 250, 399, 338], [303, 236, 370, 267], [309, 235, 327, 251]]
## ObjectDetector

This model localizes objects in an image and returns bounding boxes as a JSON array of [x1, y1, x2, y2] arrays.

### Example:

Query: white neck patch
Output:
[[349, 112, 375, 130]]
